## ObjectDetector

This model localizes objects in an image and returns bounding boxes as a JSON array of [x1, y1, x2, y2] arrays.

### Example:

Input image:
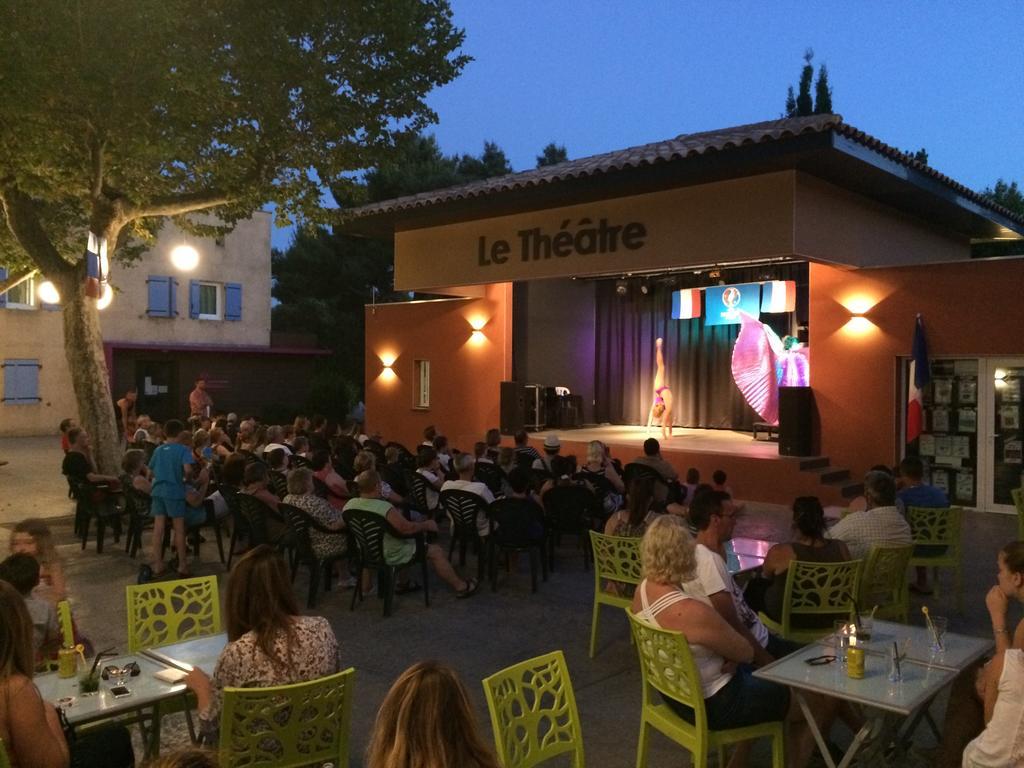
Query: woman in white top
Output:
[[630, 515, 822, 768]]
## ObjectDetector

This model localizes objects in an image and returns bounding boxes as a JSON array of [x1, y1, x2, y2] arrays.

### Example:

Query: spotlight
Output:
[[615, 279, 628, 296], [707, 268, 721, 280], [639, 280, 650, 296]]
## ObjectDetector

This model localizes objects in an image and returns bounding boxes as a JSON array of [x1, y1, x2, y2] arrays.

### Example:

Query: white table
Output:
[[754, 620, 991, 768], [141, 632, 227, 673], [725, 537, 773, 576]]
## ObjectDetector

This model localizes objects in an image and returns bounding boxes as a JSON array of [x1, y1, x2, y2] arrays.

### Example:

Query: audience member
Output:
[[282, 468, 351, 580], [293, 415, 310, 437], [415, 447, 445, 513], [484, 427, 502, 462], [688, 490, 798, 666], [631, 516, 825, 767], [0, 581, 134, 768], [122, 448, 152, 495], [826, 470, 911, 561], [62, 427, 121, 490], [632, 437, 678, 504], [189, 377, 214, 419], [898, 455, 950, 594], [365, 661, 501, 768], [845, 463, 896, 513], [579, 440, 625, 514], [115, 387, 138, 443], [683, 467, 700, 503], [604, 477, 658, 537], [432, 435, 453, 474], [9, 518, 66, 605], [208, 427, 233, 460], [711, 469, 733, 496], [344, 470, 478, 598], [59, 417, 77, 453], [311, 449, 350, 510], [513, 430, 541, 463], [182, 546, 339, 743], [421, 425, 437, 447], [497, 447, 517, 478], [291, 435, 310, 460], [532, 435, 561, 472], [147, 419, 200, 578], [473, 441, 491, 464], [263, 425, 292, 457], [758, 497, 852, 628], [354, 450, 405, 507], [441, 452, 495, 538], [0, 553, 58, 657]]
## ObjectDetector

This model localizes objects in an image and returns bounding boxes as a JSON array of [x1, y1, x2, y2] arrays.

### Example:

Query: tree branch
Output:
[[0, 185, 74, 278], [130, 190, 234, 220]]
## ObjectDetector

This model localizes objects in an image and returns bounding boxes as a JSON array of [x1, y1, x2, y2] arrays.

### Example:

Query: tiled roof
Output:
[[346, 114, 1023, 227]]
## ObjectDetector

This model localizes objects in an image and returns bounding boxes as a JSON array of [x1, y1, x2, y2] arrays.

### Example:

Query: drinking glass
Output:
[[833, 620, 852, 664], [857, 614, 874, 642], [888, 637, 910, 683], [929, 616, 948, 652], [78, 671, 100, 695]]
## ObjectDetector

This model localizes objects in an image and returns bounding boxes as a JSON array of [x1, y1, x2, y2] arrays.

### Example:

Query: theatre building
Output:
[[345, 115, 1024, 512]]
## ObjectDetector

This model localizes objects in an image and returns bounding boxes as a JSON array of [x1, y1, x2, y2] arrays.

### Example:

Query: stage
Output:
[[521, 424, 857, 507]]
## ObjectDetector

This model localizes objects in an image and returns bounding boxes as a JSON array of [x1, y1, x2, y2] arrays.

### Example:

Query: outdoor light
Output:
[[467, 315, 488, 345], [37, 280, 60, 305], [170, 244, 200, 271], [96, 283, 114, 310], [379, 352, 397, 382]]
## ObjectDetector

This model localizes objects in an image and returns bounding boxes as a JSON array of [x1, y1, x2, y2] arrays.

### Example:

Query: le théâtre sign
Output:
[[477, 217, 647, 266]]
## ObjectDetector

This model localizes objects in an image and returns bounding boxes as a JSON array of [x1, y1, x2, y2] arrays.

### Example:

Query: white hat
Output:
[[543, 435, 561, 450]]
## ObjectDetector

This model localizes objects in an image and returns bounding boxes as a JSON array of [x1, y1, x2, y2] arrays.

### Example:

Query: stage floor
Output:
[[531, 424, 781, 459]]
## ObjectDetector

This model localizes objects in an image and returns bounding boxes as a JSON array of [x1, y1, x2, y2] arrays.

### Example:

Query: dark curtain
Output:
[[594, 263, 807, 430]]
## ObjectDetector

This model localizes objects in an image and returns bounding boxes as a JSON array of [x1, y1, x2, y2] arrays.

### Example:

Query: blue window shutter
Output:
[[189, 280, 201, 319], [224, 283, 242, 321], [2, 359, 41, 404], [146, 276, 171, 317], [170, 278, 179, 317], [0, 267, 7, 308]]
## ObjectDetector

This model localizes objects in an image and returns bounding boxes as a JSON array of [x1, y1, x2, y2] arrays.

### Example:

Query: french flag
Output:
[[906, 315, 930, 443]]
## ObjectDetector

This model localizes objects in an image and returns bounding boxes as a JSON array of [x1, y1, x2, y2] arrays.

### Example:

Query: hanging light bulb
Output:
[[170, 244, 200, 271], [37, 280, 61, 304], [96, 283, 114, 310]]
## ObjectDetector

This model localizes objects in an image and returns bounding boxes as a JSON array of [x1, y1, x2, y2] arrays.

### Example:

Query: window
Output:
[[147, 275, 178, 317], [189, 280, 222, 320], [5, 274, 35, 309], [414, 359, 430, 408], [2, 359, 41, 405]]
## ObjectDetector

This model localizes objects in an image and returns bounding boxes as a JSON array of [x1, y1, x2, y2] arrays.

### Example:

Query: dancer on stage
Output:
[[648, 337, 674, 440]]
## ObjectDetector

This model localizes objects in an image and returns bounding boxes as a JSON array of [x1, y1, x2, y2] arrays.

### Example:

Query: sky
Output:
[[272, 1, 1024, 250]]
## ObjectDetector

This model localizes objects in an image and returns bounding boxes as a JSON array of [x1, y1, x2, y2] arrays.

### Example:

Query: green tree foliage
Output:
[[984, 179, 1024, 216], [274, 135, 521, 417], [0, 0, 467, 471], [537, 143, 569, 167], [911, 149, 930, 165], [785, 48, 835, 117]]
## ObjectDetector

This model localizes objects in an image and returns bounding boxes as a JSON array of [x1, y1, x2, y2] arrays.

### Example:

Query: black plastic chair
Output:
[[290, 454, 312, 469], [622, 462, 670, 495], [222, 485, 248, 569], [124, 483, 153, 558], [237, 493, 290, 549], [341, 507, 429, 617], [488, 498, 548, 593], [405, 471, 432, 517], [67, 476, 123, 554], [380, 464, 409, 497], [542, 483, 601, 572], [281, 503, 347, 609], [439, 489, 489, 579], [268, 469, 289, 500], [473, 462, 504, 495], [385, 442, 416, 471]]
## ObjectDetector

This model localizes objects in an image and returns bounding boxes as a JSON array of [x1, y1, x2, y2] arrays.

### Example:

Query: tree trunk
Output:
[[58, 271, 120, 475]]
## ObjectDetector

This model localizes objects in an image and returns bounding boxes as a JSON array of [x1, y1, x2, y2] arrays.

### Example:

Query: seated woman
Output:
[[9, 518, 67, 605], [354, 450, 405, 507], [365, 661, 500, 768], [579, 440, 625, 514], [311, 449, 350, 510], [604, 477, 658, 537], [758, 496, 851, 628], [183, 546, 339, 743], [648, 337, 674, 441], [282, 467, 348, 563], [0, 581, 134, 768], [631, 515, 827, 768]]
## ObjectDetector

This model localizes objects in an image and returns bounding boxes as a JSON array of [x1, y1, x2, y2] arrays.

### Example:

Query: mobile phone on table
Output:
[[110, 685, 132, 698]]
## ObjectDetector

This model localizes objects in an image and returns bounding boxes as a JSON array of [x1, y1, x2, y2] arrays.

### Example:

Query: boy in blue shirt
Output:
[[148, 419, 199, 577], [898, 455, 949, 595]]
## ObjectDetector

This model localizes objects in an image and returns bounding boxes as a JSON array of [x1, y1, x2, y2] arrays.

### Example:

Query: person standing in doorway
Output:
[[189, 377, 214, 419], [116, 386, 138, 443]]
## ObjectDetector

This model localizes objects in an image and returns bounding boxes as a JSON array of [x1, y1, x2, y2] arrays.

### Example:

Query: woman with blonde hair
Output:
[[631, 515, 824, 768], [183, 545, 338, 742], [9, 518, 66, 604], [366, 661, 500, 768]]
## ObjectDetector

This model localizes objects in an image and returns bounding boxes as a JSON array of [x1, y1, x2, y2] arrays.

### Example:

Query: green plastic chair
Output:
[[858, 544, 913, 623], [0, 737, 10, 768], [1011, 488, 1024, 541], [482, 650, 584, 768], [627, 612, 784, 768], [588, 530, 643, 658], [907, 506, 964, 612], [757, 559, 862, 643], [218, 667, 356, 768], [125, 575, 222, 653]]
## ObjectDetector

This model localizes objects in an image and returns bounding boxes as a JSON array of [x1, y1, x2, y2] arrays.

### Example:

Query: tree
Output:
[[0, 0, 467, 472], [536, 143, 569, 167], [814, 64, 833, 114], [455, 141, 513, 180], [910, 149, 930, 165], [784, 48, 835, 117], [984, 179, 1024, 216]]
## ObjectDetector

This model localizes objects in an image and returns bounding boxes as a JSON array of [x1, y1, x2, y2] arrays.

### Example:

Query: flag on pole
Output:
[[906, 315, 930, 443]]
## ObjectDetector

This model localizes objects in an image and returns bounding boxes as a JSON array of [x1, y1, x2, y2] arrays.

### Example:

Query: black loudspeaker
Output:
[[500, 381, 524, 435], [778, 387, 815, 457]]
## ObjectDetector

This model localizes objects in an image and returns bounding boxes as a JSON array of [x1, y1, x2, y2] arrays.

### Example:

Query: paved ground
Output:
[[1, 436, 1020, 766]]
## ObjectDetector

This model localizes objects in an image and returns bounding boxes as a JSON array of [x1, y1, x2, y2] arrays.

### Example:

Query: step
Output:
[[837, 482, 864, 499], [808, 466, 851, 485], [797, 456, 831, 471]]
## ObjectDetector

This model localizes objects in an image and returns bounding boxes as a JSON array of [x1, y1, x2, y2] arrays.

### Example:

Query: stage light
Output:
[[615, 279, 628, 296], [639, 280, 650, 295], [170, 244, 200, 271]]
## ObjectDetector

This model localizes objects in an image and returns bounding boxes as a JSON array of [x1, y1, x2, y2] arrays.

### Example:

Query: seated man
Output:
[[532, 435, 561, 472], [415, 446, 445, 513], [686, 490, 799, 666], [484, 427, 502, 462], [827, 470, 912, 561], [897, 454, 949, 594], [344, 470, 478, 597], [632, 437, 678, 504], [513, 429, 541, 464], [474, 441, 493, 465], [441, 452, 495, 537], [62, 427, 121, 491]]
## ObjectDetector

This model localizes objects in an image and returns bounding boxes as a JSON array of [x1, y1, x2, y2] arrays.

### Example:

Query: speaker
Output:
[[778, 387, 815, 457], [500, 381, 524, 435]]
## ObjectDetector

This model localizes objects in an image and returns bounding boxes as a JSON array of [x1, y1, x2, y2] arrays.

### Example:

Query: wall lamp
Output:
[[379, 352, 397, 382], [468, 316, 488, 345]]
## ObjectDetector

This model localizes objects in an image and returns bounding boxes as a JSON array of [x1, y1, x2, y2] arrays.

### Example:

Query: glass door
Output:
[[983, 359, 1024, 513]]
